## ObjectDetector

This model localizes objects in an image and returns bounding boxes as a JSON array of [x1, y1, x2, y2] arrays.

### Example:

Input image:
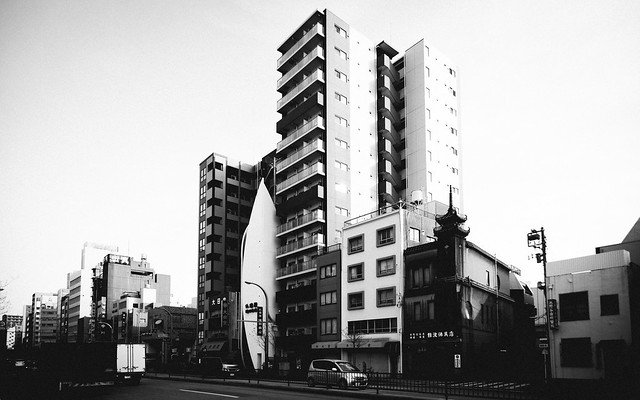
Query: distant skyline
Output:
[[1, 0, 639, 315]]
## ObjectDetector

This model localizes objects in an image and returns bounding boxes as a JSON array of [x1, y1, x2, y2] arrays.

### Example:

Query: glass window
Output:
[[377, 287, 395, 307], [560, 337, 592, 367], [335, 47, 348, 60], [348, 292, 364, 310], [377, 256, 395, 276], [348, 235, 364, 254], [377, 226, 395, 246], [560, 291, 590, 321], [335, 70, 348, 82], [409, 227, 420, 242], [320, 264, 337, 279], [600, 294, 619, 316], [348, 263, 364, 282], [320, 318, 337, 335], [320, 291, 337, 306]]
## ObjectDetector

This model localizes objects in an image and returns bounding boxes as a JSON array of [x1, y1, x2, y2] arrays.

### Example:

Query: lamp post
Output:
[[98, 321, 113, 343], [156, 307, 174, 366], [245, 280, 269, 370], [527, 227, 550, 383]]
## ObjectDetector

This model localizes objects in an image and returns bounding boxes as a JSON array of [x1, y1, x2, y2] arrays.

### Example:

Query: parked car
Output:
[[203, 357, 240, 377], [307, 359, 368, 390]]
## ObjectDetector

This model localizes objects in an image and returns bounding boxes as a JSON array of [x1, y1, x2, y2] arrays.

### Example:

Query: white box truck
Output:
[[116, 343, 146, 384]]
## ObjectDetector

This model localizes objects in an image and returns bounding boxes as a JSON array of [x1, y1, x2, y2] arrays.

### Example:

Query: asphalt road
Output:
[[1, 378, 376, 400]]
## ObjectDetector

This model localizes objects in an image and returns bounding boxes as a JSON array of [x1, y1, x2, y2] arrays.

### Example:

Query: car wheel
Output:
[[338, 379, 347, 390], [307, 377, 316, 387]]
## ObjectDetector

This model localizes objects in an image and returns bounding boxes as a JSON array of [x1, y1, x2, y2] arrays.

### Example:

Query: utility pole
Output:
[[528, 227, 550, 383]]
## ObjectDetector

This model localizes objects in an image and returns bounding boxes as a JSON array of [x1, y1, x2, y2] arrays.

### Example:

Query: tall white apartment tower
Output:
[[273, 9, 462, 363]]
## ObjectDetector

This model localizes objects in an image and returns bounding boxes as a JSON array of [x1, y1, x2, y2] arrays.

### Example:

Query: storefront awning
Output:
[[337, 338, 390, 349], [200, 341, 225, 353], [311, 341, 340, 349]]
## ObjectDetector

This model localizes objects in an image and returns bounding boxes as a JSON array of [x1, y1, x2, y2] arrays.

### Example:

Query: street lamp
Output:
[[156, 307, 174, 365], [527, 227, 551, 382], [245, 280, 269, 370], [98, 321, 113, 343]]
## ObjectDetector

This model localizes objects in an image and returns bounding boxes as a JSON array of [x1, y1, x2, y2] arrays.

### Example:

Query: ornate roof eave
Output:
[[434, 224, 470, 238]]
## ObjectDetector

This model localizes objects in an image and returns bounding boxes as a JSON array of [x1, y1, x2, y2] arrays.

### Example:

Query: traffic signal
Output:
[[222, 300, 229, 327], [535, 253, 543, 263]]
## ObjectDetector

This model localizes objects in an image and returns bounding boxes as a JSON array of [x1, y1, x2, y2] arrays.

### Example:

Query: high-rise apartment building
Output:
[[27, 292, 58, 347], [198, 9, 463, 367], [273, 9, 462, 366]]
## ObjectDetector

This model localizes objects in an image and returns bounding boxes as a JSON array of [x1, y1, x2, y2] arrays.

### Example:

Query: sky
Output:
[[1, 0, 639, 316]]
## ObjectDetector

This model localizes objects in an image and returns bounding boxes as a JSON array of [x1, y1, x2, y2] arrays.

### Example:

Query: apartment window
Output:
[[348, 263, 364, 282], [348, 292, 364, 310], [560, 291, 590, 321], [426, 108, 431, 119], [451, 127, 458, 135], [200, 186, 205, 199], [335, 138, 348, 149], [348, 235, 364, 254], [320, 291, 337, 306], [200, 168, 206, 182], [335, 69, 348, 82], [199, 220, 206, 235], [428, 171, 433, 182], [377, 256, 396, 276], [319, 264, 337, 279], [413, 302, 422, 321], [348, 318, 397, 334], [427, 150, 432, 161], [449, 107, 457, 116], [449, 68, 456, 77], [561, 337, 593, 367], [199, 238, 205, 251], [452, 147, 458, 155], [427, 301, 435, 320], [320, 318, 337, 335], [335, 24, 347, 38], [426, 87, 430, 98], [335, 229, 342, 242], [335, 47, 348, 60], [199, 256, 205, 270], [334, 160, 348, 171], [377, 287, 396, 307], [335, 206, 349, 217], [377, 226, 395, 246], [600, 294, 619, 316], [425, 66, 430, 77], [335, 115, 348, 127], [409, 227, 420, 242], [335, 92, 348, 104], [486, 270, 491, 287]]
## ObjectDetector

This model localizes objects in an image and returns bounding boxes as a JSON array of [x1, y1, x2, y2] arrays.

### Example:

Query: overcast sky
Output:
[[1, 0, 639, 316]]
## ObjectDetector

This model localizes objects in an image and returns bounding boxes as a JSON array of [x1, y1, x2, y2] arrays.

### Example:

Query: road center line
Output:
[[179, 388, 240, 398]]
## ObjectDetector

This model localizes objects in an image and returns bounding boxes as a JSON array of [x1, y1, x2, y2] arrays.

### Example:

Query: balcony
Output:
[[276, 184, 324, 214], [378, 117, 401, 146], [380, 180, 399, 206], [277, 24, 324, 70], [378, 75, 401, 106], [276, 283, 317, 304], [277, 70, 325, 112], [276, 209, 325, 237], [276, 162, 324, 194], [379, 159, 401, 187], [378, 96, 400, 125], [276, 233, 325, 259], [276, 308, 316, 327], [276, 139, 325, 173], [276, 331, 316, 349], [276, 259, 318, 279], [277, 46, 325, 92], [379, 138, 401, 166], [377, 53, 400, 82]]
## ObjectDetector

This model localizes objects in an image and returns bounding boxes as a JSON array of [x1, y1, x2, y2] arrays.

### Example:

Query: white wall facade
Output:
[[547, 250, 633, 379]]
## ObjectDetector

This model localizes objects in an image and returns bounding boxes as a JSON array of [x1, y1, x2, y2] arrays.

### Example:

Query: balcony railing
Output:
[[276, 234, 325, 258], [277, 116, 324, 152], [277, 70, 324, 111], [277, 24, 324, 69], [277, 46, 324, 90], [276, 139, 324, 172], [276, 209, 325, 236], [277, 259, 318, 278], [276, 162, 324, 194]]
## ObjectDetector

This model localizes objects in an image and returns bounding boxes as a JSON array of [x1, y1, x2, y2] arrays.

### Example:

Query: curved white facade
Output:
[[240, 181, 278, 370]]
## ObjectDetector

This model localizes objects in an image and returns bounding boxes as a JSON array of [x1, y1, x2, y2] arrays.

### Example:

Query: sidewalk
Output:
[[145, 372, 510, 400]]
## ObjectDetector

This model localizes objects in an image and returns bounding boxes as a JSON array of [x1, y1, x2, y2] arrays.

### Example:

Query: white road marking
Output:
[[179, 388, 240, 398]]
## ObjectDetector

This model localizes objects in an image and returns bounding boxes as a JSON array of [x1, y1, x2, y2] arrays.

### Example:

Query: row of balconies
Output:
[[276, 233, 325, 258], [276, 184, 324, 215], [276, 138, 325, 173], [277, 69, 325, 113], [277, 23, 324, 70], [276, 162, 325, 194], [276, 258, 318, 280], [277, 46, 325, 92], [276, 209, 325, 237], [277, 116, 325, 152], [275, 282, 317, 303]]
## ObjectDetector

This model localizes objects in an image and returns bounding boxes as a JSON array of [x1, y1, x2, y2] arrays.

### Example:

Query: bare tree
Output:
[[0, 280, 9, 315], [343, 328, 364, 366]]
